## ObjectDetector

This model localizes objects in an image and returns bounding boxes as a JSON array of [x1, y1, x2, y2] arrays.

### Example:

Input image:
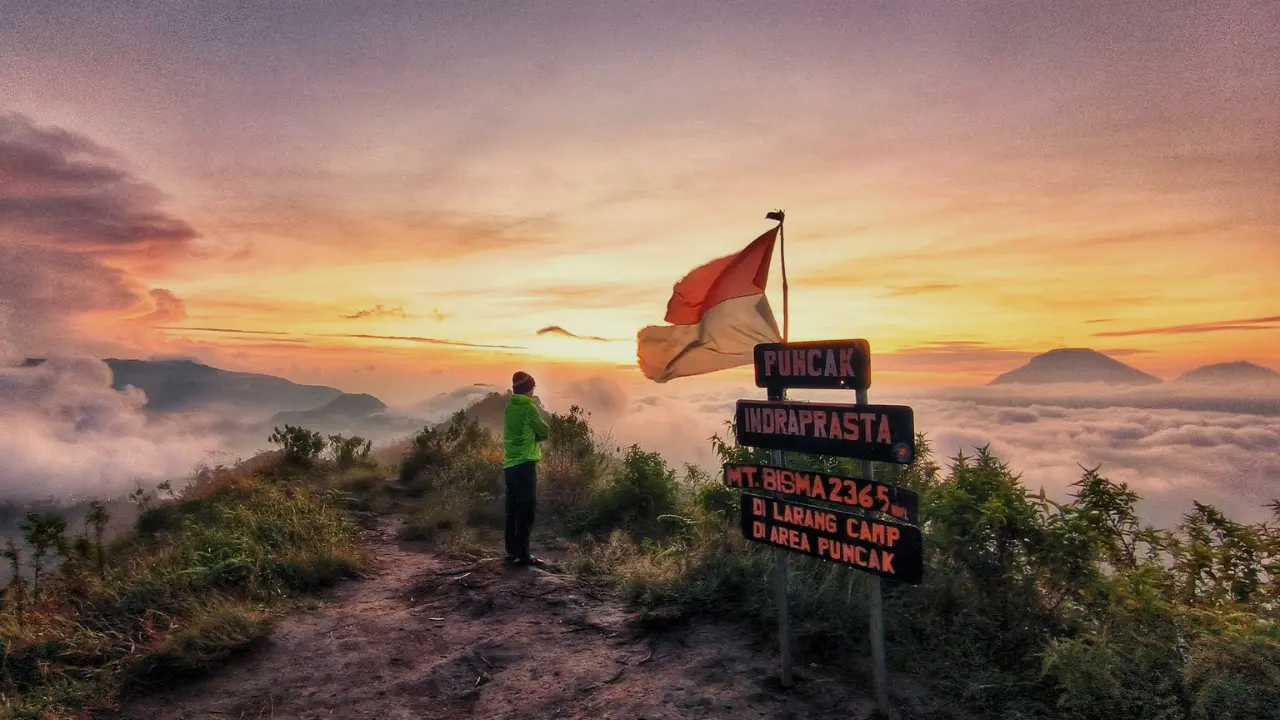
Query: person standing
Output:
[[503, 371, 549, 565]]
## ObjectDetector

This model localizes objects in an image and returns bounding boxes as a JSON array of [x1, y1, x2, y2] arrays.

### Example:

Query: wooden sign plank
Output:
[[740, 492, 923, 584], [754, 339, 870, 390], [734, 400, 916, 464], [723, 463, 919, 525]]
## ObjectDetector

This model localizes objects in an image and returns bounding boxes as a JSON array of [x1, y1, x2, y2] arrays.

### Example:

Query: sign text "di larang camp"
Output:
[[741, 493, 923, 584], [754, 339, 870, 390], [734, 400, 916, 465], [723, 463, 918, 524]]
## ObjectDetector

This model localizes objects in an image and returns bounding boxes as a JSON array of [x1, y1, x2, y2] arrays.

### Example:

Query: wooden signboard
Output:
[[734, 399, 916, 464], [754, 339, 871, 390], [741, 492, 923, 585], [723, 462, 919, 524]]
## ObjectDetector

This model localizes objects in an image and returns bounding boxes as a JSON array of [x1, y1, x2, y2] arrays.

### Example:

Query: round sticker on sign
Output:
[[893, 443, 913, 464]]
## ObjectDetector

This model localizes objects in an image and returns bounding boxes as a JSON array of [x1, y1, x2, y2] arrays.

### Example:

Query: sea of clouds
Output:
[[0, 355, 230, 502], [546, 377, 1280, 529], [1, 353, 1276, 530]]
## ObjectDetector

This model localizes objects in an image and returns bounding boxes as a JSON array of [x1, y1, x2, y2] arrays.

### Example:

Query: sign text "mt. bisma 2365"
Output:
[[723, 463, 919, 524], [754, 339, 870, 390], [734, 399, 916, 464]]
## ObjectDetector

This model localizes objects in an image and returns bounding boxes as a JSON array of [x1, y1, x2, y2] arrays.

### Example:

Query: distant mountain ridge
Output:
[[108, 358, 345, 414], [20, 357, 344, 417], [989, 349, 1162, 386]]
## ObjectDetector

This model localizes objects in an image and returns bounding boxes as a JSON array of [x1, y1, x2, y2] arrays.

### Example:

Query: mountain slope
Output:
[[1177, 361, 1279, 385], [263, 393, 424, 438], [989, 348, 1162, 386]]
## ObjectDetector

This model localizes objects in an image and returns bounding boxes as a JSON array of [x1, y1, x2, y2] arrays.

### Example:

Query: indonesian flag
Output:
[[637, 227, 783, 382]]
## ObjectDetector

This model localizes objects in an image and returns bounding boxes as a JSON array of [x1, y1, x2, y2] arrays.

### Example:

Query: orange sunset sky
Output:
[[2, 1, 1277, 402]]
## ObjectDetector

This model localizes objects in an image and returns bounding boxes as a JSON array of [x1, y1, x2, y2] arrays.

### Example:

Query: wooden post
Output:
[[857, 387, 891, 716], [769, 385, 793, 688]]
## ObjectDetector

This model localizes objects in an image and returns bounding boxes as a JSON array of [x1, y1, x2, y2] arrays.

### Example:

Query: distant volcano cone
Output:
[[1177, 361, 1279, 385], [989, 349, 1162, 386]]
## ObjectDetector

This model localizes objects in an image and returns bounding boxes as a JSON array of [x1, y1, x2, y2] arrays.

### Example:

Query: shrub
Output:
[[268, 424, 326, 467], [398, 411, 492, 492], [328, 434, 373, 470], [396, 412, 503, 545], [540, 406, 613, 523], [577, 445, 679, 538]]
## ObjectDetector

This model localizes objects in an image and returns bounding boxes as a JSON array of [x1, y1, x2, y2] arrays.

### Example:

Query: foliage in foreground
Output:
[[0, 460, 373, 718], [400, 409, 1280, 720]]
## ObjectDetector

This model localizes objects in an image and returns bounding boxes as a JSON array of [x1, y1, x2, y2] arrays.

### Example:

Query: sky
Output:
[[2, 0, 1279, 401]]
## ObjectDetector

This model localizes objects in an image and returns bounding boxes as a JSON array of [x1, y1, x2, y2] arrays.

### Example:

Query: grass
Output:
[[0, 457, 375, 718]]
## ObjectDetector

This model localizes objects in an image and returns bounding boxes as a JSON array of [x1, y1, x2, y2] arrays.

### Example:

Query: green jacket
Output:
[[503, 393, 549, 468]]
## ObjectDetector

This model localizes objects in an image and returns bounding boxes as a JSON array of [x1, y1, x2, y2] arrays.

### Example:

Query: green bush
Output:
[[577, 445, 679, 538], [328, 434, 373, 470], [399, 411, 493, 492], [560, 429, 1280, 720], [540, 405, 612, 524], [268, 424, 326, 467]]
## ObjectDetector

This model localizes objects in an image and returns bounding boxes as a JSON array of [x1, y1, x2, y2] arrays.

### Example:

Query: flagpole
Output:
[[763, 209, 792, 688], [766, 209, 788, 343], [780, 218, 789, 343]]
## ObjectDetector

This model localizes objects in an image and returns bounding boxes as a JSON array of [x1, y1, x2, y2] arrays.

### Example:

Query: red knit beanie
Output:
[[512, 371, 535, 394]]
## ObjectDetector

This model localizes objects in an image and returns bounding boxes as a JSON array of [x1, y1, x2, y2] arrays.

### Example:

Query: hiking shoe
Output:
[[521, 555, 547, 566], [503, 554, 522, 565]]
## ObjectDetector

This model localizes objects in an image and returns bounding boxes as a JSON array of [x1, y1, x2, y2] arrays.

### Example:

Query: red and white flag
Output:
[[637, 227, 783, 382]]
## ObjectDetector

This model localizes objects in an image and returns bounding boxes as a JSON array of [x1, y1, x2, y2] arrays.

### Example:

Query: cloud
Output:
[[339, 305, 449, 322], [341, 304, 407, 320], [911, 395, 1280, 528], [218, 204, 560, 263], [157, 326, 291, 336], [561, 376, 627, 415], [884, 283, 960, 297], [1094, 316, 1280, 338], [0, 356, 220, 502], [406, 383, 499, 421], [876, 341, 1034, 373], [536, 326, 621, 342], [155, 326, 521, 351], [322, 333, 524, 350], [0, 114, 201, 357], [913, 383, 1280, 419], [521, 284, 656, 310], [0, 113, 197, 259], [0, 244, 143, 352], [129, 289, 187, 325]]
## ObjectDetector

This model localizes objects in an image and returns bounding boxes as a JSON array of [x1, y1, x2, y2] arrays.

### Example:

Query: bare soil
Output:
[[125, 517, 920, 720]]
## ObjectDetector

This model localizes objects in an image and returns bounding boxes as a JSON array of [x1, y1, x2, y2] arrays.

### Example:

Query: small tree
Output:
[[269, 424, 327, 467], [129, 486, 153, 511], [328, 434, 373, 470], [1, 537, 24, 610], [19, 512, 68, 600], [84, 501, 110, 576]]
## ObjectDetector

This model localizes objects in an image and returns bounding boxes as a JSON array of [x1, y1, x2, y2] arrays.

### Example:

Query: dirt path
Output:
[[125, 518, 895, 720]]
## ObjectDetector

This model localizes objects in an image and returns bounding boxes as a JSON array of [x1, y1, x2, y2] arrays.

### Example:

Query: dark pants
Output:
[[504, 461, 537, 559]]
